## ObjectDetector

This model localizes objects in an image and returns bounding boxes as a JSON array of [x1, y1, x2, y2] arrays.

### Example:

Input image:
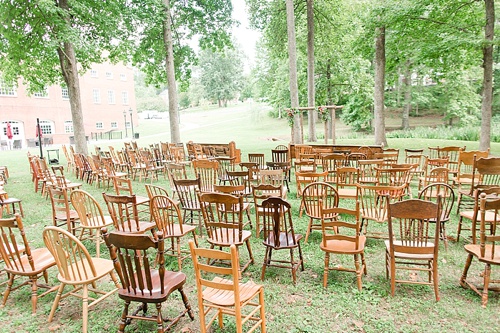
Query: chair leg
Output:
[[482, 264, 491, 308], [433, 259, 440, 301], [290, 248, 296, 284], [354, 254, 362, 291], [2, 274, 14, 307], [245, 239, 254, 264], [178, 287, 194, 320], [176, 237, 182, 270], [259, 288, 267, 333], [261, 247, 270, 281], [323, 253, 330, 288], [118, 301, 130, 333], [298, 243, 305, 271], [30, 276, 39, 315], [459, 254, 474, 288], [49, 283, 66, 322], [156, 303, 164, 333], [82, 284, 89, 333], [304, 217, 313, 243]]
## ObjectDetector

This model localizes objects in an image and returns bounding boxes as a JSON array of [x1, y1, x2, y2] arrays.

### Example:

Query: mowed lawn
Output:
[[0, 102, 499, 332]]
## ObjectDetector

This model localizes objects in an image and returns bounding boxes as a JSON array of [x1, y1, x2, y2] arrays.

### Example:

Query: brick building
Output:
[[0, 62, 137, 149]]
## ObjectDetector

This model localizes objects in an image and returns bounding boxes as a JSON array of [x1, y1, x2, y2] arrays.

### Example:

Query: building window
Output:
[[34, 87, 49, 98], [122, 91, 129, 104], [3, 123, 20, 136], [107, 90, 115, 104], [96, 122, 103, 129], [64, 121, 73, 134], [0, 78, 16, 96], [105, 71, 113, 79], [61, 87, 69, 100], [39, 120, 54, 135], [120, 73, 126, 81], [126, 121, 131, 129], [92, 89, 101, 104], [90, 69, 98, 78], [111, 122, 118, 129]]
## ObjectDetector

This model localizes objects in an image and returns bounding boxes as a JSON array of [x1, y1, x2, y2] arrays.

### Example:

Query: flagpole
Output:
[[37, 118, 43, 159]]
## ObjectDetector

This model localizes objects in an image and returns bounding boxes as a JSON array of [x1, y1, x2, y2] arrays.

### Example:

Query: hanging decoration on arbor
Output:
[[317, 106, 330, 123], [285, 108, 299, 127]]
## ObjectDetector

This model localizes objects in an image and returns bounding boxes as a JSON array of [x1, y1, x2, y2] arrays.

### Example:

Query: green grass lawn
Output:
[[0, 102, 499, 332]]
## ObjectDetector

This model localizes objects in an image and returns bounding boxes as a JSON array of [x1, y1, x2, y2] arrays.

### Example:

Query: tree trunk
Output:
[[163, 0, 181, 144], [57, 0, 87, 155], [306, 0, 316, 142], [480, 0, 494, 151], [374, 26, 388, 147], [326, 59, 333, 140], [285, 0, 302, 144], [402, 62, 411, 130]]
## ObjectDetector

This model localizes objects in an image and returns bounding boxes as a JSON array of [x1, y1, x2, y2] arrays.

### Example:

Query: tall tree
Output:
[[0, 0, 126, 155], [285, 0, 302, 143], [129, 0, 234, 143], [306, 0, 317, 142], [374, 25, 388, 146], [479, 0, 495, 151]]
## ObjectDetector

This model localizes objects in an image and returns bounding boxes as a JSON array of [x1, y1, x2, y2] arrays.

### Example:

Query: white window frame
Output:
[[111, 122, 118, 129], [0, 78, 17, 96], [64, 121, 73, 134], [61, 87, 69, 100], [96, 122, 103, 129], [105, 71, 113, 79], [107, 90, 115, 104], [90, 69, 98, 78], [122, 91, 129, 105], [92, 89, 101, 104], [39, 120, 54, 135], [120, 73, 126, 81], [34, 87, 49, 98]]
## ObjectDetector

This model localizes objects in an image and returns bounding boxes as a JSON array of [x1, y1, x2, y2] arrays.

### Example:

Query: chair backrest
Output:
[[358, 159, 384, 184], [145, 184, 171, 200], [336, 166, 359, 188], [256, 169, 285, 187], [70, 190, 108, 228], [320, 200, 362, 250], [48, 186, 73, 225], [272, 149, 289, 164], [248, 153, 266, 170], [321, 154, 347, 183], [457, 150, 490, 177], [213, 184, 247, 197], [173, 178, 201, 210], [387, 198, 441, 254], [346, 153, 367, 167], [437, 146, 465, 172], [261, 197, 298, 247], [192, 159, 219, 193], [478, 193, 500, 260], [358, 184, 407, 224], [419, 183, 455, 223], [475, 156, 500, 187], [252, 183, 284, 211], [150, 195, 186, 236], [112, 176, 134, 196], [227, 170, 252, 195], [103, 229, 166, 296], [43, 226, 100, 283], [189, 241, 241, 303], [375, 166, 412, 187], [373, 152, 398, 167], [0, 214, 34, 273], [422, 167, 450, 187], [301, 182, 339, 220], [102, 193, 141, 232], [295, 171, 327, 197], [198, 192, 244, 243]]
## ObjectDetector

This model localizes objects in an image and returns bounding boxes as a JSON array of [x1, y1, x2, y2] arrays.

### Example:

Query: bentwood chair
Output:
[[0, 214, 57, 314], [459, 193, 500, 307], [43, 226, 120, 333], [189, 241, 267, 333], [319, 200, 366, 290], [260, 197, 304, 284], [150, 195, 198, 270], [386, 197, 442, 301], [103, 229, 194, 332]]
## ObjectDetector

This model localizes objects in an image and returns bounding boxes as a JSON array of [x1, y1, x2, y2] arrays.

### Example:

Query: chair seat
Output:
[[136, 195, 150, 206], [167, 224, 197, 237], [464, 244, 500, 264], [57, 257, 114, 285], [207, 229, 252, 247], [118, 270, 186, 303], [263, 232, 303, 249], [82, 215, 115, 230], [202, 276, 262, 306], [385, 240, 435, 259], [320, 236, 366, 254], [459, 210, 500, 221], [338, 188, 358, 198], [4, 248, 56, 276], [121, 220, 156, 233], [55, 210, 79, 221]]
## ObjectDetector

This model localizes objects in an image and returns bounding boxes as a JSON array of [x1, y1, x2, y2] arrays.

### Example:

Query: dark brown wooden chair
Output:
[[319, 200, 366, 290], [386, 197, 442, 301], [103, 229, 194, 332], [261, 197, 304, 284], [173, 177, 203, 234], [0, 214, 57, 314], [198, 192, 254, 273], [460, 193, 500, 307]]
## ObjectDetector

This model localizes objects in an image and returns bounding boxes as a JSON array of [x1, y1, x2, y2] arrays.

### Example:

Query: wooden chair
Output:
[[437, 145, 465, 176], [265, 161, 291, 192], [48, 186, 80, 235], [102, 193, 156, 234], [227, 170, 253, 198], [454, 150, 490, 211], [358, 184, 407, 239], [375, 166, 412, 198], [256, 168, 288, 196], [173, 178, 203, 234], [321, 153, 347, 184], [459, 193, 500, 307], [192, 158, 219, 193], [419, 183, 455, 250], [43, 226, 120, 333], [0, 189, 24, 218], [112, 176, 150, 219], [457, 187, 500, 244], [301, 182, 339, 243], [216, 156, 236, 184], [214, 184, 253, 229], [70, 190, 114, 257], [198, 192, 254, 273], [145, 183, 179, 207], [346, 152, 367, 168], [386, 197, 442, 301], [251, 184, 285, 237], [103, 230, 194, 331], [150, 195, 198, 270], [336, 166, 360, 201], [0, 214, 57, 314], [165, 162, 188, 198], [189, 240, 266, 333], [358, 159, 384, 185], [319, 200, 366, 290], [261, 197, 304, 284], [248, 153, 266, 170], [418, 166, 449, 190]]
